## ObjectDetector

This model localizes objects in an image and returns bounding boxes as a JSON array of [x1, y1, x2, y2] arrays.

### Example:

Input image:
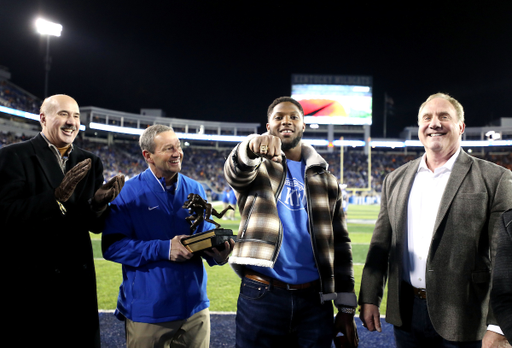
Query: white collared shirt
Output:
[[404, 148, 460, 289]]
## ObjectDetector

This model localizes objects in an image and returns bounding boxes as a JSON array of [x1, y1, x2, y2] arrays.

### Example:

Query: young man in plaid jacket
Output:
[[224, 96, 358, 348]]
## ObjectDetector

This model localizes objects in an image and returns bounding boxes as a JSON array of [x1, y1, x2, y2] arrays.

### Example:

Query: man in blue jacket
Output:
[[102, 124, 234, 348]]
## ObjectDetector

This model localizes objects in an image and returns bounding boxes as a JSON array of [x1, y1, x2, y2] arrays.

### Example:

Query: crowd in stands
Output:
[[0, 131, 31, 146], [2, 78, 512, 200], [75, 138, 147, 181], [483, 153, 512, 171], [323, 151, 418, 193], [4, 131, 512, 198], [74, 138, 234, 198], [0, 80, 41, 114]]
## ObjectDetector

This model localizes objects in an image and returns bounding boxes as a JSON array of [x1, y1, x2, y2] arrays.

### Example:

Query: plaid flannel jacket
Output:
[[224, 136, 356, 306]]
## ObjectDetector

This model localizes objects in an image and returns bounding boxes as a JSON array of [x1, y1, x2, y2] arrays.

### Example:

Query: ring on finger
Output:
[[260, 144, 268, 153]]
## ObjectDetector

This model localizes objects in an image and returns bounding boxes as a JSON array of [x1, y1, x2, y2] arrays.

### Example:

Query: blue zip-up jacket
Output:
[[102, 168, 216, 323]]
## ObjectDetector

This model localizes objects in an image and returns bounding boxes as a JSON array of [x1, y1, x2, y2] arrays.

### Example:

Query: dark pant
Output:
[[394, 295, 482, 348], [235, 277, 334, 348]]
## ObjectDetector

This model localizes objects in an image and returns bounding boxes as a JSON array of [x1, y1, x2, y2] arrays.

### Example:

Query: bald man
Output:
[[0, 95, 124, 348]]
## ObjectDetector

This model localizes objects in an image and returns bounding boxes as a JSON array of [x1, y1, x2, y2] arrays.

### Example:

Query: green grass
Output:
[[346, 205, 380, 220], [350, 232, 373, 244], [205, 262, 242, 312], [93, 204, 387, 314], [95, 259, 122, 310], [348, 223, 377, 234], [352, 244, 370, 264]]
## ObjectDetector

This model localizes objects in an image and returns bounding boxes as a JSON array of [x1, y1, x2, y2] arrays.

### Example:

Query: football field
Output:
[[91, 204, 383, 313]]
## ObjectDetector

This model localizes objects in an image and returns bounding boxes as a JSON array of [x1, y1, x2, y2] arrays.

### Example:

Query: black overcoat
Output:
[[0, 134, 104, 347]]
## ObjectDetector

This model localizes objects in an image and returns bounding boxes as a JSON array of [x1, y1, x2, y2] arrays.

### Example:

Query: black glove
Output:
[[55, 158, 92, 202], [92, 174, 125, 211]]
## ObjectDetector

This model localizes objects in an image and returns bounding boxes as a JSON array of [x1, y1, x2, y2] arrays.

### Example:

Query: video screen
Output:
[[291, 83, 372, 125]]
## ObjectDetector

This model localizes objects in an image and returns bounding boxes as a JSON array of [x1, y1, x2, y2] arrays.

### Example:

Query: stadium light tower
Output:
[[35, 18, 62, 98]]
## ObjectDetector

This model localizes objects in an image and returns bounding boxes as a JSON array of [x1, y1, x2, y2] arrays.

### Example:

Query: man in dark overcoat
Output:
[[0, 94, 123, 347]]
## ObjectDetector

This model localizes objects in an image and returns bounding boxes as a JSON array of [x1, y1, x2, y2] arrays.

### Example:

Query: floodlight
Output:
[[35, 18, 62, 37], [35, 18, 62, 97]]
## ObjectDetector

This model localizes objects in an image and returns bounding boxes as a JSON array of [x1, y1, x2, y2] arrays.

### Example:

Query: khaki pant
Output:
[[125, 308, 210, 348]]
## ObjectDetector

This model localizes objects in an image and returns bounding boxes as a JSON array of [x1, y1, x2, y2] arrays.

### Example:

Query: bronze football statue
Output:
[[182, 193, 234, 233], [181, 193, 236, 253]]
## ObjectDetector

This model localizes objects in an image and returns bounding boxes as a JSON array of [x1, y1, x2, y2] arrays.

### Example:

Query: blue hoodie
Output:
[[103, 168, 216, 323]]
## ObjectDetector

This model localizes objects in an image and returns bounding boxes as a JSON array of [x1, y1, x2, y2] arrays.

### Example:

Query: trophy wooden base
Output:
[[181, 228, 235, 253]]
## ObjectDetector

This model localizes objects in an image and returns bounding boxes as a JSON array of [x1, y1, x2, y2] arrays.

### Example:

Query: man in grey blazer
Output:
[[359, 93, 512, 347]]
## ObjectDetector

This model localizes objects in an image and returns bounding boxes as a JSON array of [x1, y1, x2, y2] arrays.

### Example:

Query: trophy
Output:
[[180, 193, 236, 253]]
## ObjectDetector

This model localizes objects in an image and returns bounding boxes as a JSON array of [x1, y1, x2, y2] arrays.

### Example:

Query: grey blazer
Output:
[[359, 149, 512, 342], [491, 209, 512, 344]]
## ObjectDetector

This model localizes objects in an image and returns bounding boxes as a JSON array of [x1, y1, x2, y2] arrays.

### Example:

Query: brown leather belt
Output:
[[412, 286, 427, 300], [244, 269, 319, 290]]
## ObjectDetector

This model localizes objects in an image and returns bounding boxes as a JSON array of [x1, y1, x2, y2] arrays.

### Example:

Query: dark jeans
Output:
[[235, 277, 333, 348], [394, 296, 482, 348]]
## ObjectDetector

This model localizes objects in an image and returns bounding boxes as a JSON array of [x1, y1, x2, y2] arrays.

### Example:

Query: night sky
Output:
[[1, 0, 511, 138]]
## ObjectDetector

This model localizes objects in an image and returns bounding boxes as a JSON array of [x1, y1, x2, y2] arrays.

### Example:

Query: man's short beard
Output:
[[281, 131, 303, 151]]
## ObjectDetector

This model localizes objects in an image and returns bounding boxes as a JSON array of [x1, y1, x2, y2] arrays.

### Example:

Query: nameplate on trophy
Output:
[[181, 228, 235, 253]]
